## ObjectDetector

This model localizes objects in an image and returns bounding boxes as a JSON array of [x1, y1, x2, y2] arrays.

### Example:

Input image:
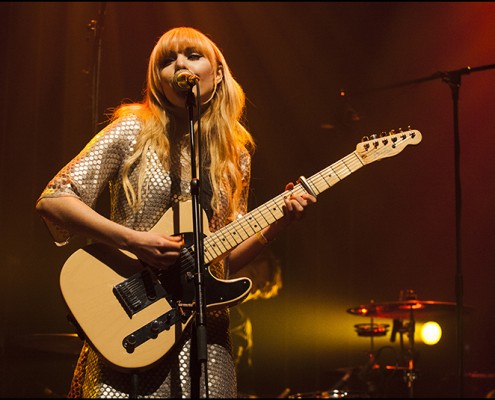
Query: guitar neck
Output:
[[203, 151, 364, 263]]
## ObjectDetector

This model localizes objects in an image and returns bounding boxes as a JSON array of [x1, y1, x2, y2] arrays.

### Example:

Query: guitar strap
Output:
[[199, 158, 213, 222]]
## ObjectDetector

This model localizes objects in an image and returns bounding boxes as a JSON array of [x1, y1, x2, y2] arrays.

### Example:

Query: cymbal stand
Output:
[[349, 315, 392, 396], [403, 307, 417, 398], [389, 295, 417, 397], [370, 317, 375, 354]]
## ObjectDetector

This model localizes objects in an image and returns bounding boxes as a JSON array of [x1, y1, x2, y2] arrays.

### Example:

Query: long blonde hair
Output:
[[112, 27, 255, 220]]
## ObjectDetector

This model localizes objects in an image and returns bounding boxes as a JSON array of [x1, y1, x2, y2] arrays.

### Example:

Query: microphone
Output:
[[172, 71, 200, 91]]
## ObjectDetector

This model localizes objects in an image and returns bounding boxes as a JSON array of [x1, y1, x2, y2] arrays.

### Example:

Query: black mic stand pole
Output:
[[350, 63, 495, 398], [185, 85, 209, 398], [86, 3, 153, 399], [87, 2, 107, 135]]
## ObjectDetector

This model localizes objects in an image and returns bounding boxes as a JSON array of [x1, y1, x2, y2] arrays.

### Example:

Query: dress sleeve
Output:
[[37, 115, 141, 245]]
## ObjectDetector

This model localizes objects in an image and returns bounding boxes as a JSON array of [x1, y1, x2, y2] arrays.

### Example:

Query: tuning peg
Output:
[[380, 135, 389, 145], [360, 136, 370, 151]]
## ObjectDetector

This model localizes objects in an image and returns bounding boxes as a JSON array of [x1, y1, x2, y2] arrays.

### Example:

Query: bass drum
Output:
[[288, 389, 368, 398]]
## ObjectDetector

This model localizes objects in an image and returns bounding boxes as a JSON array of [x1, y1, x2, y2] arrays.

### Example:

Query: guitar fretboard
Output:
[[198, 128, 422, 264], [203, 151, 365, 263]]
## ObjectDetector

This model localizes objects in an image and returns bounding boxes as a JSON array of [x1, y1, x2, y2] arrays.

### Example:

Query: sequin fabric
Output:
[[38, 114, 251, 398]]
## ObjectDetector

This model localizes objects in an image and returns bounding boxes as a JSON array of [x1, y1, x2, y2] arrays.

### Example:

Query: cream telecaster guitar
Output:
[[60, 128, 422, 371]]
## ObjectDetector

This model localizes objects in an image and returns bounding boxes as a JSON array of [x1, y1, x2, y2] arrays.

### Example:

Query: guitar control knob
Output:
[[149, 320, 160, 339], [124, 335, 136, 353], [151, 320, 160, 332], [162, 314, 172, 331]]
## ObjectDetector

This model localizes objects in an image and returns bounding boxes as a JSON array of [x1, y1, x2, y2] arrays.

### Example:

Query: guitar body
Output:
[[60, 201, 252, 371]]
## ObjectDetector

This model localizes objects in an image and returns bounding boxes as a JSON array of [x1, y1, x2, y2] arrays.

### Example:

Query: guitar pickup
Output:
[[113, 270, 167, 318]]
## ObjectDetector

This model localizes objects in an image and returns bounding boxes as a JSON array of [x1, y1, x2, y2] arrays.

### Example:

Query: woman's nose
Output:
[[175, 54, 189, 70]]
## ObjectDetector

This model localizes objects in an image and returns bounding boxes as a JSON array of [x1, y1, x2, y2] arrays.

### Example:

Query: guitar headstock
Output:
[[356, 128, 422, 164]]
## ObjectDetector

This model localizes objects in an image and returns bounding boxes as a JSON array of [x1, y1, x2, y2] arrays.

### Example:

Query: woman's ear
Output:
[[215, 65, 223, 85]]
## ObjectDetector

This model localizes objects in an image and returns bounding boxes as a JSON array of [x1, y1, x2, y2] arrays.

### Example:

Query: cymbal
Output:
[[347, 300, 470, 320], [13, 333, 83, 355]]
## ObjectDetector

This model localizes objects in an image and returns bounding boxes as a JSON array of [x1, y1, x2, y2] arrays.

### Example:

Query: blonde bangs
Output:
[[156, 27, 218, 68]]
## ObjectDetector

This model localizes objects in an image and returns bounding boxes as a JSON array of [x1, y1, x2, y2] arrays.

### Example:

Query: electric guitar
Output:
[[59, 128, 422, 371]]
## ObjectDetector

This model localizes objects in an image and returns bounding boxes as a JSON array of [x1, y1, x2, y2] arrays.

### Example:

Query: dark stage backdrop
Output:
[[1, 2, 494, 398]]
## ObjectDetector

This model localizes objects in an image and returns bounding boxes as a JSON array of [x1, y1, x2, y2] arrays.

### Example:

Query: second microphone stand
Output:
[[350, 63, 495, 398]]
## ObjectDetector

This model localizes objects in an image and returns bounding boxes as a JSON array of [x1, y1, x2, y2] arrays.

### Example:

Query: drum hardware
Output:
[[12, 332, 83, 355], [353, 308, 390, 356], [289, 289, 474, 399], [288, 389, 356, 398], [354, 322, 390, 338], [347, 289, 429, 398], [6, 332, 83, 397]]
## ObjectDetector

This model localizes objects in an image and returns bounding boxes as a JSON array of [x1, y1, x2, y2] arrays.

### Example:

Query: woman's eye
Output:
[[188, 53, 203, 60], [160, 58, 174, 68]]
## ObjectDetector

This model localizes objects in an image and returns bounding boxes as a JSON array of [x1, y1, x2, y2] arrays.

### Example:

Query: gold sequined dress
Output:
[[37, 114, 251, 398]]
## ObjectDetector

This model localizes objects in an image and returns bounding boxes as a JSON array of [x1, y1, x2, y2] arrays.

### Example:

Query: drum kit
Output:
[[289, 289, 466, 399], [10, 289, 472, 398], [4, 332, 83, 397]]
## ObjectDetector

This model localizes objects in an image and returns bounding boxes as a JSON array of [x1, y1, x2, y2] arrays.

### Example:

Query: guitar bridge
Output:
[[113, 269, 167, 318]]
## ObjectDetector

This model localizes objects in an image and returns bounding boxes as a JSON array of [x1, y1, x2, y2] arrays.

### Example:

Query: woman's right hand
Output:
[[125, 231, 184, 270]]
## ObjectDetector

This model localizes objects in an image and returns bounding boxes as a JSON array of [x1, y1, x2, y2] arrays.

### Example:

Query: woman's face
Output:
[[159, 47, 222, 109]]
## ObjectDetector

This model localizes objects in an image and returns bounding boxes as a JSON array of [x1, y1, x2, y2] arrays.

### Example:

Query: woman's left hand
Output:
[[254, 181, 317, 244], [282, 181, 317, 223]]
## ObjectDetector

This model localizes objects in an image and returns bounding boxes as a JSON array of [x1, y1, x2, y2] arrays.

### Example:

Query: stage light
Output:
[[420, 321, 442, 345]]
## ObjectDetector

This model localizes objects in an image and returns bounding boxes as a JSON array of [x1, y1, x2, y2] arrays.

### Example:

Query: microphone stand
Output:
[[350, 63, 495, 398], [86, 4, 157, 399], [185, 85, 209, 398], [87, 2, 107, 135]]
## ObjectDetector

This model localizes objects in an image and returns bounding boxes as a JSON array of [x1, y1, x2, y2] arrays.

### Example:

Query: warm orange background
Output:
[[1, 2, 494, 398]]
